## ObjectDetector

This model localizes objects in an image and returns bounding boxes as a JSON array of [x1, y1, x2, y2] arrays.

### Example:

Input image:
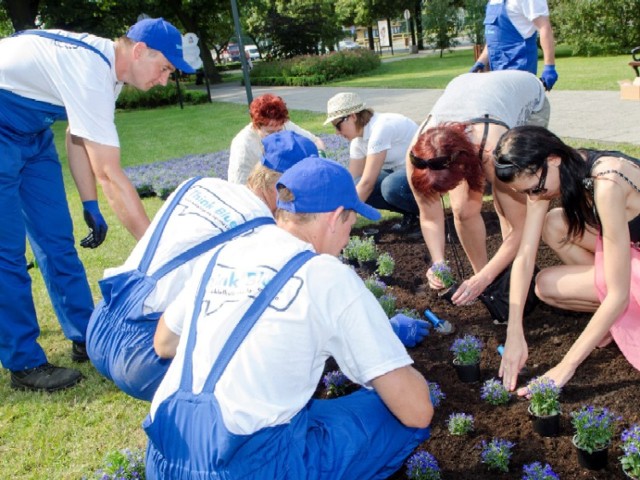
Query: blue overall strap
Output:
[[137, 177, 202, 274], [13, 30, 111, 68], [151, 216, 275, 280], [180, 249, 316, 392]]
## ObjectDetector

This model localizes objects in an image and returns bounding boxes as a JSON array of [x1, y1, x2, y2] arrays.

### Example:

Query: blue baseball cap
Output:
[[261, 131, 318, 173], [126, 18, 195, 74], [276, 157, 381, 221]]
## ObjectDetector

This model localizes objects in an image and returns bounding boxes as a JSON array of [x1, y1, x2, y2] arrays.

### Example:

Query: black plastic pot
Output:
[[438, 283, 459, 305], [573, 435, 609, 470], [528, 405, 560, 437], [358, 259, 377, 275], [452, 359, 481, 383], [362, 228, 380, 242]]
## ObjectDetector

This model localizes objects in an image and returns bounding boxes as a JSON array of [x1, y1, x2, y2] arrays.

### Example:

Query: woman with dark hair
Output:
[[494, 125, 640, 393], [407, 70, 549, 306]]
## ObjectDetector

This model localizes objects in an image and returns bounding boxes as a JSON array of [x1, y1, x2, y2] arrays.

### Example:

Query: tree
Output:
[[462, 0, 484, 46], [0, 0, 39, 31], [423, 0, 461, 57]]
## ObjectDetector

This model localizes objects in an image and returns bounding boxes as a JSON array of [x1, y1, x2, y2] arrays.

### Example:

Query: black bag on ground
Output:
[[478, 264, 540, 324]]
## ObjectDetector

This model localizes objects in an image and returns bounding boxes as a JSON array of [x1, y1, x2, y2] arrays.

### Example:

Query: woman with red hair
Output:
[[228, 94, 325, 184], [407, 70, 549, 307]]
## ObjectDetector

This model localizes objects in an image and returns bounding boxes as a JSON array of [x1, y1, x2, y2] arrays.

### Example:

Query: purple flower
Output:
[[430, 262, 455, 288], [571, 405, 621, 453], [450, 334, 483, 365], [480, 438, 515, 472], [620, 424, 640, 478], [405, 451, 441, 480], [322, 370, 349, 397], [447, 412, 474, 435], [528, 376, 561, 416], [522, 461, 559, 480], [428, 382, 445, 408], [480, 378, 510, 406]]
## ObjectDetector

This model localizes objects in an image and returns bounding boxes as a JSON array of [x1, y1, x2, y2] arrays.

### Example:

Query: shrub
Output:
[[250, 49, 380, 87], [116, 83, 208, 110]]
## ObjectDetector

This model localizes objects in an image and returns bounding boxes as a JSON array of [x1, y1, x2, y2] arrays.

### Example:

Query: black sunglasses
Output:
[[523, 162, 548, 195], [334, 116, 348, 131]]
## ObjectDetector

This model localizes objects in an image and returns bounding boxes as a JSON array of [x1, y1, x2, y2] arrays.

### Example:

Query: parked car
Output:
[[245, 45, 260, 60], [338, 39, 362, 50], [224, 43, 241, 62]]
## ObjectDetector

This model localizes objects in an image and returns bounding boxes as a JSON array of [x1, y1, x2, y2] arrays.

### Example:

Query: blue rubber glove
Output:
[[540, 64, 558, 91], [389, 313, 430, 348], [80, 200, 108, 248], [470, 61, 485, 73]]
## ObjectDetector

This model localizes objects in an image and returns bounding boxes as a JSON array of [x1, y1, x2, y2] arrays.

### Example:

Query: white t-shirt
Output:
[[104, 177, 272, 314], [0, 30, 122, 147], [227, 121, 322, 184], [350, 112, 418, 172], [426, 71, 546, 129], [151, 225, 411, 435], [487, 0, 550, 39]]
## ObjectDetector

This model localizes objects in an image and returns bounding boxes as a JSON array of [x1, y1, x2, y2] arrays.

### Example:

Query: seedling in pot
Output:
[[424, 309, 455, 335]]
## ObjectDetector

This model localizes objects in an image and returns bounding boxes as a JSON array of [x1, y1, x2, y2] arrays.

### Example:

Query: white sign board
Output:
[[404, 9, 411, 20], [182, 32, 203, 71], [378, 20, 390, 47]]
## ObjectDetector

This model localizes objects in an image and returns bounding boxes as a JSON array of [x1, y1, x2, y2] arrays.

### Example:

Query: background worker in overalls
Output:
[[146, 157, 433, 480], [86, 131, 319, 402], [471, 0, 558, 91], [0, 17, 194, 392]]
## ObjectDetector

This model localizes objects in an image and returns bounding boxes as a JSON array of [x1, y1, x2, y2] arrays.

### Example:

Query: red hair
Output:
[[410, 123, 484, 196], [249, 94, 289, 128]]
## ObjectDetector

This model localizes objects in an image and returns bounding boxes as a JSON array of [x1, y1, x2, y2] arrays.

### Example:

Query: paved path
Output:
[[208, 81, 640, 145]]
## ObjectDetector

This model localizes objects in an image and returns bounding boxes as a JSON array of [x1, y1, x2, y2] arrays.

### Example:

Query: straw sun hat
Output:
[[323, 92, 366, 125]]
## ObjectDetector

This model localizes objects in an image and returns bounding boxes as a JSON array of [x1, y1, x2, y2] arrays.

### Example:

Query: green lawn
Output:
[[2, 66, 639, 478]]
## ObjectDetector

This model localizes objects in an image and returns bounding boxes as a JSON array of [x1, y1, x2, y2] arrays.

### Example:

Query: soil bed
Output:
[[333, 205, 640, 479]]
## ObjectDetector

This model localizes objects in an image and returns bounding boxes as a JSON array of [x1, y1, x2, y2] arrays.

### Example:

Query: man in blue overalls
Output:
[[471, 0, 558, 91], [0, 18, 194, 392], [146, 157, 434, 479]]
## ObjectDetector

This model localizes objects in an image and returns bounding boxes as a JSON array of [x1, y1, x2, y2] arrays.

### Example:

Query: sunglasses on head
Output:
[[409, 151, 452, 170]]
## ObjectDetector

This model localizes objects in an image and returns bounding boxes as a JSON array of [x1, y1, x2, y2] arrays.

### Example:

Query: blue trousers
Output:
[[145, 388, 430, 479], [365, 169, 419, 216], [0, 126, 92, 371]]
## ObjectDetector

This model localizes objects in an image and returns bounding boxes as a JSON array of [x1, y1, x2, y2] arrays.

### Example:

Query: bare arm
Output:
[[66, 130, 98, 202], [154, 314, 180, 359], [83, 139, 150, 240], [356, 150, 386, 202], [371, 365, 433, 428], [540, 180, 630, 389], [348, 156, 366, 179], [533, 16, 556, 66], [476, 44, 489, 65], [406, 152, 448, 288], [500, 196, 549, 390]]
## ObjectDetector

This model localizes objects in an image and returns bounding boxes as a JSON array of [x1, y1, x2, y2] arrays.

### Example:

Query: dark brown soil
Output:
[[343, 206, 640, 479]]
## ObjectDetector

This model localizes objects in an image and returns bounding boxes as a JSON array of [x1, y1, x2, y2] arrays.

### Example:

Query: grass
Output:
[[3, 54, 640, 478]]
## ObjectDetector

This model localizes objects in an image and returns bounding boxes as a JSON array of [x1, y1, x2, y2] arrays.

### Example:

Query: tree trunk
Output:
[[414, 0, 424, 50], [367, 25, 374, 51], [3, 0, 39, 31]]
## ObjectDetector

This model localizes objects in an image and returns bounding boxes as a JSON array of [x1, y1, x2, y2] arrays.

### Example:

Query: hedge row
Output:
[[116, 83, 209, 110], [248, 49, 381, 87]]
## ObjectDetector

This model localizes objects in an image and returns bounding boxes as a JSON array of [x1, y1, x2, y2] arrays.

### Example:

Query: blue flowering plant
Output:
[[430, 261, 456, 289], [528, 376, 561, 416], [405, 451, 441, 480], [354, 235, 378, 265], [450, 334, 483, 365], [428, 382, 445, 408], [521, 461, 560, 480], [342, 236, 362, 264], [447, 413, 475, 436], [570, 405, 621, 453], [481, 378, 511, 406], [480, 438, 515, 473], [378, 293, 397, 318], [83, 448, 145, 480], [620, 424, 640, 479], [322, 370, 350, 398], [364, 275, 387, 299]]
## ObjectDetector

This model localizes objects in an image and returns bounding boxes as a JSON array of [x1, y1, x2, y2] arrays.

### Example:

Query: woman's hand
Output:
[[499, 333, 529, 391], [518, 363, 576, 397], [451, 274, 490, 306], [426, 265, 445, 289]]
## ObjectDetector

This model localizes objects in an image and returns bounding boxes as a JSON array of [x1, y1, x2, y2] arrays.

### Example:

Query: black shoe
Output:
[[10, 363, 83, 392], [71, 341, 89, 363], [391, 214, 419, 233]]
